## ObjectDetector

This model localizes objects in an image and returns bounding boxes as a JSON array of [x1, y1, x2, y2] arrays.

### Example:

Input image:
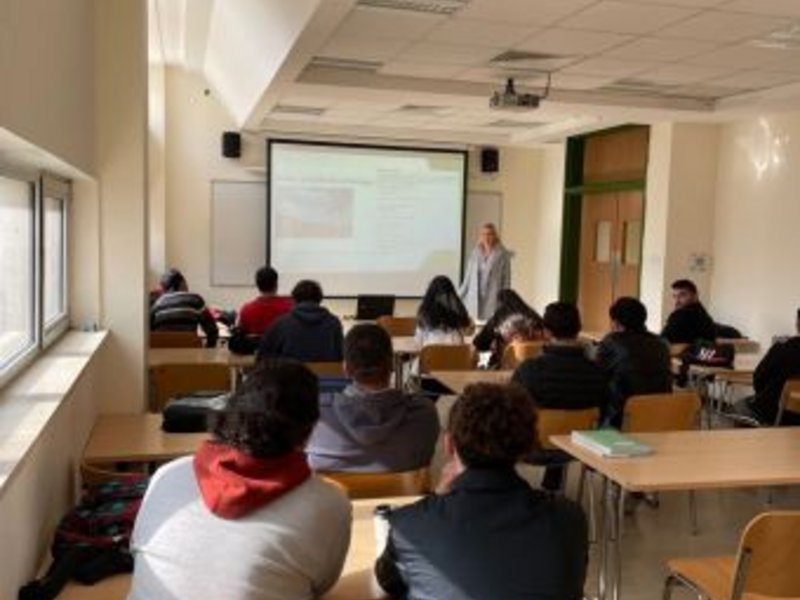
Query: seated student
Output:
[[415, 275, 472, 347], [472, 288, 543, 363], [306, 323, 439, 473], [257, 280, 343, 362], [732, 309, 800, 426], [376, 383, 588, 600], [237, 266, 293, 337], [150, 268, 218, 347], [512, 302, 609, 490], [661, 279, 716, 344], [596, 297, 673, 427], [127, 360, 351, 600]]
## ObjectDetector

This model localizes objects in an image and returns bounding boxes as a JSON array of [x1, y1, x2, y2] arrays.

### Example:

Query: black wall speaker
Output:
[[480, 147, 499, 173], [222, 131, 241, 158]]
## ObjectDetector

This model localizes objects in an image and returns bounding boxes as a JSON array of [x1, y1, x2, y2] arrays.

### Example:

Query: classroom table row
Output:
[[80, 412, 800, 600]]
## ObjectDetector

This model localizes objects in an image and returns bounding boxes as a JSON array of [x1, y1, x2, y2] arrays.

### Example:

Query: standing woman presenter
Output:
[[459, 223, 512, 321]]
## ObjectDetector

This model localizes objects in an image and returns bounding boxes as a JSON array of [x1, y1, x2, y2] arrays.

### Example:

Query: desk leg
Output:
[[598, 478, 623, 600]]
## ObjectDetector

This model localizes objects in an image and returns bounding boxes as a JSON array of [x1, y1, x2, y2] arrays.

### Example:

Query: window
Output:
[[0, 172, 71, 383], [0, 176, 36, 370], [42, 179, 69, 333]]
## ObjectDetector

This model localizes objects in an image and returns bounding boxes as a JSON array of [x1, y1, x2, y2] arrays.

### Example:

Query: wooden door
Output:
[[578, 192, 644, 332], [578, 193, 617, 333]]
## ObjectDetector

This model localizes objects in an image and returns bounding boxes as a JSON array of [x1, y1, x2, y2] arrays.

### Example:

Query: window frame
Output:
[[0, 170, 71, 388], [40, 174, 70, 347]]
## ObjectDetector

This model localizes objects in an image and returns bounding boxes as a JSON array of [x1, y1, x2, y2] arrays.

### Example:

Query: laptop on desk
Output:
[[355, 295, 396, 320]]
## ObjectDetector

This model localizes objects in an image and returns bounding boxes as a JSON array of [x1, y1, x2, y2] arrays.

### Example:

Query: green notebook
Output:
[[571, 429, 653, 458]]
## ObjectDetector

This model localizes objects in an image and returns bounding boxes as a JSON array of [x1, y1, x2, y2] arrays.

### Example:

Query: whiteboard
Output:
[[210, 180, 267, 286], [463, 191, 502, 270]]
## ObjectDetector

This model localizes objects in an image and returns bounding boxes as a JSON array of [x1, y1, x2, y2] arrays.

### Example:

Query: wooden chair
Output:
[[663, 511, 800, 600], [149, 364, 232, 412], [305, 361, 345, 377], [501, 341, 546, 370], [418, 344, 476, 374], [622, 391, 701, 433], [150, 331, 203, 348], [623, 391, 702, 534], [321, 467, 430, 500], [376, 316, 417, 337], [775, 379, 800, 425]]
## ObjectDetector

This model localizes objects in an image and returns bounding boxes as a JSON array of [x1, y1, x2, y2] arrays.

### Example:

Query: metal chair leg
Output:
[[662, 574, 678, 600], [585, 468, 598, 544]]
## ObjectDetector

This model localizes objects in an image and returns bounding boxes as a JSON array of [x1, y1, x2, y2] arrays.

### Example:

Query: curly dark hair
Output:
[[449, 382, 538, 468], [417, 275, 471, 331], [211, 359, 319, 458]]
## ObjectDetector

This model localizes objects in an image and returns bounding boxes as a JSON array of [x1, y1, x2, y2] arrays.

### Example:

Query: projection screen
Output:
[[267, 140, 467, 297]]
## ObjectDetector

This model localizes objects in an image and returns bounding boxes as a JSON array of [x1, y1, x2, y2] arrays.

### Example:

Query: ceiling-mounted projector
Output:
[[489, 76, 551, 110]]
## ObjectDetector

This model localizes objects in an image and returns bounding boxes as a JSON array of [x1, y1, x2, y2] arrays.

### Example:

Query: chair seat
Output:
[[667, 555, 735, 600]]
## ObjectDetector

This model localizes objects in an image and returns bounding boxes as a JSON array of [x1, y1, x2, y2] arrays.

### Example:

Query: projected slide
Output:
[[269, 141, 466, 297]]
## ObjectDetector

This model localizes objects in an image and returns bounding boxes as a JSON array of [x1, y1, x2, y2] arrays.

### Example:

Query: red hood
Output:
[[193, 441, 310, 519]]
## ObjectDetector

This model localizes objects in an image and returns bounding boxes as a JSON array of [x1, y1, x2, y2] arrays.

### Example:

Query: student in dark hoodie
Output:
[[257, 280, 344, 362], [307, 323, 440, 472], [127, 360, 351, 600]]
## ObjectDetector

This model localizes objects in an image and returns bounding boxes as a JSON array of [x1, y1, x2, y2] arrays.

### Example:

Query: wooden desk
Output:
[[716, 337, 760, 354], [55, 496, 419, 600], [428, 370, 512, 395], [552, 428, 800, 600], [148, 347, 255, 368], [83, 414, 208, 464]]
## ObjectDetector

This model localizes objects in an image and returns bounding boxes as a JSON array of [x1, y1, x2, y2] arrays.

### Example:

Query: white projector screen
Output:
[[268, 140, 466, 297]]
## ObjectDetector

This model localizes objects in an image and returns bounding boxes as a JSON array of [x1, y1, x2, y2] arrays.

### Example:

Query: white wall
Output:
[[149, 61, 167, 284], [0, 0, 94, 175], [711, 113, 800, 346], [162, 67, 566, 318]]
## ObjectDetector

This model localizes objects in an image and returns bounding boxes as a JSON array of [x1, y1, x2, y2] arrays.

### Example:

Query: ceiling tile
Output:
[[710, 69, 800, 88], [688, 43, 792, 68], [319, 35, 410, 63], [603, 37, 718, 62], [621, 0, 727, 5], [558, 1, 699, 35], [763, 55, 800, 73], [657, 11, 788, 42], [398, 41, 504, 65], [719, 0, 800, 17], [456, 0, 597, 25], [561, 57, 661, 77], [331, 6, 445, 41], [635, 63, 737, 84], [378, 61, 466, 78], [552, 73, 620, 90], [671, 83, 750, 98], [426, 18, 539, 47], [515, 28, 633, 56]]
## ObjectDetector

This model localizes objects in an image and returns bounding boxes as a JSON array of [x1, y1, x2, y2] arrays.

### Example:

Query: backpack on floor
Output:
[[19, 475, 148, 600]]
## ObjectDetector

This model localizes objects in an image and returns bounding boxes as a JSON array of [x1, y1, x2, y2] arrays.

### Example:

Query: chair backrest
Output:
[[149, 364, 232, 412], [622, 391, 701, 433], [150, 331, 203, 348], [501, 341, 546, 370], [376, 316, 417, 337], [731, 511, 800, 598], [305, 361, 345, 377], [321, 468, 430, 500], [776, 379, 800, 425], [537, 407, 600, 451], [418, 344, 476, 373]]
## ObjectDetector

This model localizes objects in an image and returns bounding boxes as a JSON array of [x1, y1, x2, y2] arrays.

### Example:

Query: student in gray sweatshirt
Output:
[[307, 323, 440, 473]]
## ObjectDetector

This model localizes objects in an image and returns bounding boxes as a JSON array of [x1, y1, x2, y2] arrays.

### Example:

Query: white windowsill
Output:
[[0, 330, 108, 495]]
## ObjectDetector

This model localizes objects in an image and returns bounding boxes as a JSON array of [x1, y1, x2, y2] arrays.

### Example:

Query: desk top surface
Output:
[[83, 413, 208, 463], [429, 370, 513, 394], [551, 428, 800, 492]]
